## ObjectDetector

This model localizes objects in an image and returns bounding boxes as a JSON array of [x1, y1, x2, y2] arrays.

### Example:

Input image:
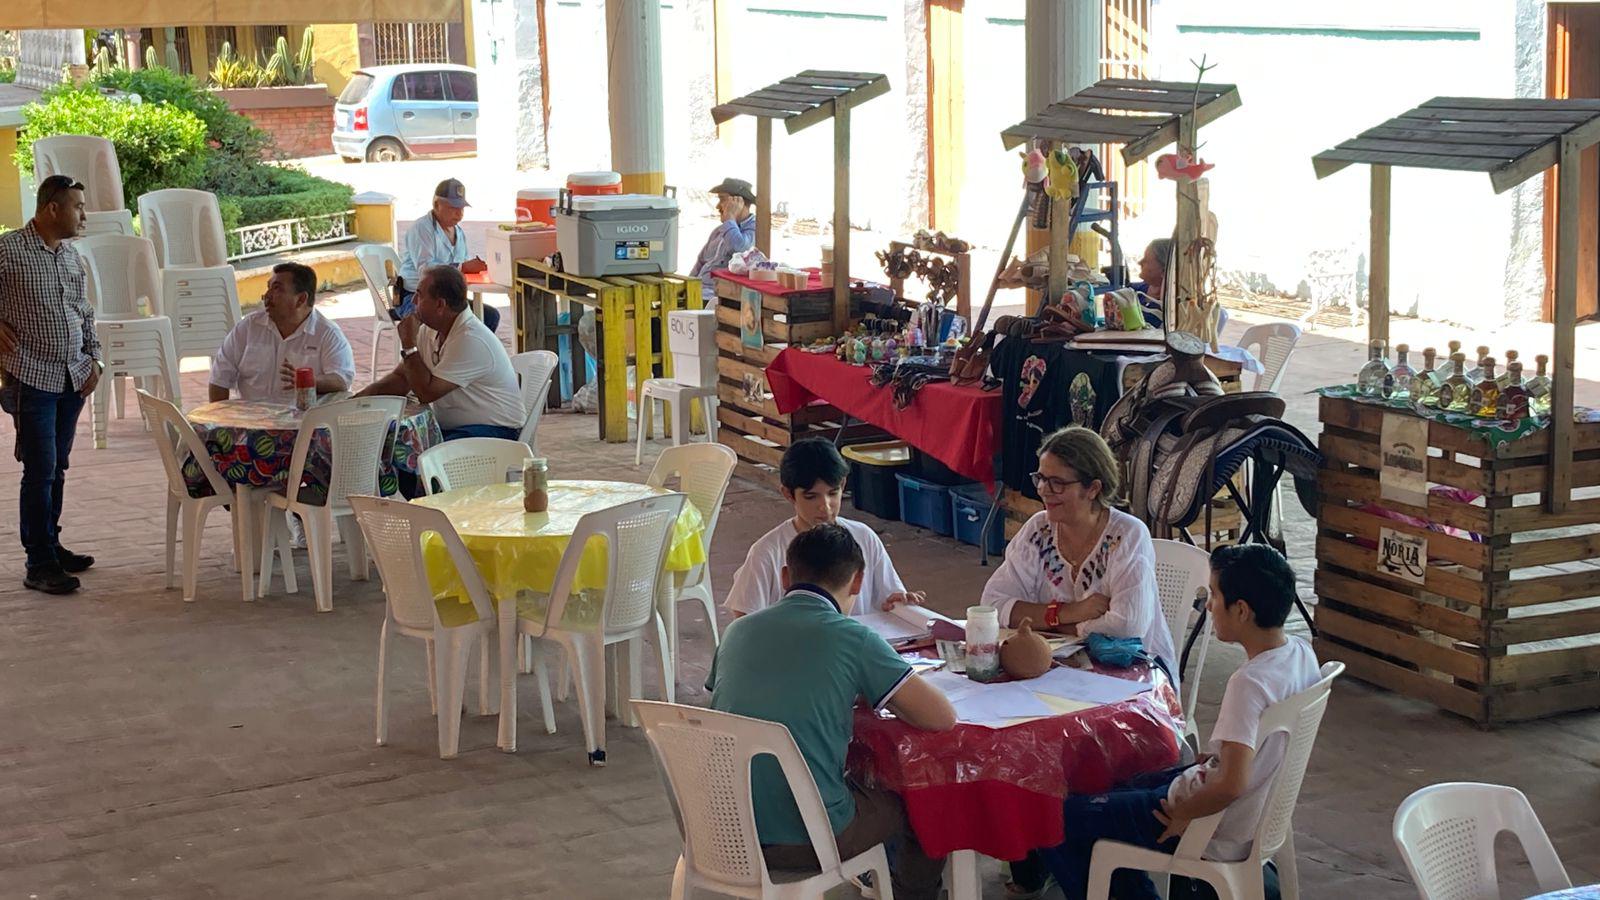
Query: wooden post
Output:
[[1046, 144, 1071, 308], [832, 99, 852, 334], [1549, 139, 1579, 513], [1369, 164, 1392, 347], [1171, 113, 1200, 326], [755, 116, 773, 255]]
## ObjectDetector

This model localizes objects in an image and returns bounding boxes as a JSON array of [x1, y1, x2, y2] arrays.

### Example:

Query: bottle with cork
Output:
[[1496, 349, 1520, 390], [1499, 361, 1530, 419], [1383, 344, 1414, 401], [1466, 345, 1491, 385], [1470, 357, 1500, 418], [1527, 354, 1552, 416], [1411, 347, 1442, 407], [1432, 339, 1463, 383], [1439, 353, 1472, 412]]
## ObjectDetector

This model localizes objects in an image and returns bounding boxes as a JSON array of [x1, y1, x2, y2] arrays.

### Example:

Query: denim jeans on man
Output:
[[1037, 766, 1191, 900], [15, 381, 85, 569], [392, 287, 501, 333]]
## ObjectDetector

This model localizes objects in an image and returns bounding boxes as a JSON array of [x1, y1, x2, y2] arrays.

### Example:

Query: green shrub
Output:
[[16, 90, 207, 208], [229, 167, 353, 225], [85, 67, 273, 165]]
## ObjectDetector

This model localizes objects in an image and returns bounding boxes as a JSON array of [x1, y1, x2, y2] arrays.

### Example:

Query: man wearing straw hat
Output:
[[690, 177, 757, 293]]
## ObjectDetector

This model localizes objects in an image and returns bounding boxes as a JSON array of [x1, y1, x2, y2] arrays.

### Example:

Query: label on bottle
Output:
[[1500, 390, 1529, 420], [965, 642, 1001, 683]]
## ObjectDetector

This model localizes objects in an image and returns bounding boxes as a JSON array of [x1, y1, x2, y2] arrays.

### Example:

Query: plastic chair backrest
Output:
[[1250, 661, 1343, 857], [1238, 322, 1301, 394], [418, 437, 533, 495], [350, 494, 496, 633], [633, 700, 846, 891], [1151, 539, 1210, 658], [137, 188, 228, 268], [648, 443, 736, 562], [161, 266, 243, 357], [76, 234, 162, 320], [33, 135, 125, 212], [544, 494, 685, 637], [284, 397, 404, 510], [511, 350, 559, 447], [1393, 782, 1571, 900], [83, 209, 135, 238], [355, 244, 401, 320], [137, 388, 231, 501]]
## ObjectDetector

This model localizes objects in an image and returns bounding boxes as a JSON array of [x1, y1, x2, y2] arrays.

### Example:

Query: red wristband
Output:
[[1044, 601, 1061, 629]]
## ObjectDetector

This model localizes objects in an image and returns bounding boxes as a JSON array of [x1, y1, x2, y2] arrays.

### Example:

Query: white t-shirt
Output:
[[724, 516, 906, 617], [1166, 636, 1320, 861], [209, 309, 355, 404], [418, 312, 524, 431], [979, 508, 1178, 695]]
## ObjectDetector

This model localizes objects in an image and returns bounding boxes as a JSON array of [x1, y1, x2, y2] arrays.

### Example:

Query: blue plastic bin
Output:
[[895, 473, 954, 536], [950, 483, 1004, 554]]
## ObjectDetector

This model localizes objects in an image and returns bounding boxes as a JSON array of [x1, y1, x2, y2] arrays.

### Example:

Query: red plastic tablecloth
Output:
[[846, 663, 1183, 860], [766, 348, 1001, 486], [711, 267, 825, 296]]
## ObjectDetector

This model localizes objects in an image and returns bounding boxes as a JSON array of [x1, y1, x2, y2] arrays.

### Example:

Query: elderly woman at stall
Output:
[[1132, 237, 1227, 333], [981, 425, 1179, 900]]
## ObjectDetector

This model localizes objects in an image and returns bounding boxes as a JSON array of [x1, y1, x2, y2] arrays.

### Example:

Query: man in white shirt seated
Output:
[[358, 265, 524, 445], [208, 262, 355, 403], [392, 178, 499, 333]]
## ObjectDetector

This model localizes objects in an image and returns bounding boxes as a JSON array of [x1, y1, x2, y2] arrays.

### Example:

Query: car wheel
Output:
[[366, 138, 406, 163]]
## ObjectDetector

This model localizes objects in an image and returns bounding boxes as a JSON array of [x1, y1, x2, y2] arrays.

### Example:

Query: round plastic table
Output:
[[412, 481, 705, 751], [1530, 888, 1600, 899]]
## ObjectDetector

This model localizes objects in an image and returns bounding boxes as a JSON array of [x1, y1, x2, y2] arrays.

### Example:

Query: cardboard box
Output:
[[667, 309, 717, 357], [485, 227, 558, 286]]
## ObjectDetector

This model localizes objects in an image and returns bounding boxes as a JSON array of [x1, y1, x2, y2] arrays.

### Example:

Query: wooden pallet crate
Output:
[[1313, 394, 1600, 725], [513, 260, 702, 443]]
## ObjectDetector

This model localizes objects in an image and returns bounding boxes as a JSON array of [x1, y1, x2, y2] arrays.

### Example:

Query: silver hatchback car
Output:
[[332, 63, 478, 163]]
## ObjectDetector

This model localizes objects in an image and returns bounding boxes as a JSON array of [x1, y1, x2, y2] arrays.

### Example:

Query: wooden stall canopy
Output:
[[1312, 96, 1600, 194], [0, 0, 461, 29], [711, 70, 889, 135], [999, 77, 1241, 166]]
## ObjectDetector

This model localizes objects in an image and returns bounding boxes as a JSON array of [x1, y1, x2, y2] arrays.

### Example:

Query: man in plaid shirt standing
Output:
[[0, 175, 102, 594]]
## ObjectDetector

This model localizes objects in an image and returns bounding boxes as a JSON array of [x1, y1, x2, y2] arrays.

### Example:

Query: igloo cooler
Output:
[[553, 192, 679, 277]]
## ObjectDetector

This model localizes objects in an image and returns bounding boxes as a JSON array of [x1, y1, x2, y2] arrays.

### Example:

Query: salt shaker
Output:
[[522, 458, 549, 513], [964, 605, 1001, 683]]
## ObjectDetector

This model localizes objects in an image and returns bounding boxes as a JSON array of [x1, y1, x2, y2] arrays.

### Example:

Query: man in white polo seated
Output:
[[208, 262, 355, 403]]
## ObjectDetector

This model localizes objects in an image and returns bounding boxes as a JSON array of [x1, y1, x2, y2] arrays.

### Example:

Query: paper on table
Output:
[[921, 670, 1054, 727], [859, 603, 962, 644], [1027, 666, 1151, 706]]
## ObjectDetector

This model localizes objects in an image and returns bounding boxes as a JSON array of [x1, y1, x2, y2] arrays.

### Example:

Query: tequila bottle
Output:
[[1383, 344, 1414, 400], [1466, 345, 1491, 385], [1411, 347, 1443, 406], [1471, 358, 1500, 418], [1496, 349, 1520, 390], [1528, 354, 1552, 416], [1356, 339, 1391, 397], [1499, 361, 1530, 419], [1433, 340, 1462, 383], [1439, 353, 1472, 412]]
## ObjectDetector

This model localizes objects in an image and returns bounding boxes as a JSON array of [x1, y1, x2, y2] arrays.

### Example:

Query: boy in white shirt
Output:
[[724, 438, 923, 618], [1039, 544, 1321, 899]]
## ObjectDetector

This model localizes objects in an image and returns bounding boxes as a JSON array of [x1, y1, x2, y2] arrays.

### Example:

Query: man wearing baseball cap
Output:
[[393, 178, 500, 332], [689, 177, 757, 292]]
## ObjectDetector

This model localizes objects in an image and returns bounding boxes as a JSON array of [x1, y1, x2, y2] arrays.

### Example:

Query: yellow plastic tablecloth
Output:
[[413, 481, 705, 627]]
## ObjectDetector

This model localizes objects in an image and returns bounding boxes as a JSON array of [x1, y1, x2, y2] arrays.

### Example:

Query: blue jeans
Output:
[[1038, 767, 1188, 900], [393, 287, 501, 333], [13, 381, 86, 570]]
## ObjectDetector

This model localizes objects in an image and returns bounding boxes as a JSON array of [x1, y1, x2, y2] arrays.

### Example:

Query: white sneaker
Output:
[[286, 513, 307, 550]]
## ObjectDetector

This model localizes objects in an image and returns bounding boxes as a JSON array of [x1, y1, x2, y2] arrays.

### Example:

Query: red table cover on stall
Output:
[[711, 267, 828, 296], [846, 662, 1184, 860], [766, 347, 1001, 486]]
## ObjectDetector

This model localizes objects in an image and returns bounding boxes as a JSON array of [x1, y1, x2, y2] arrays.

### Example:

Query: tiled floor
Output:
[[1, 295, 1597, 898]]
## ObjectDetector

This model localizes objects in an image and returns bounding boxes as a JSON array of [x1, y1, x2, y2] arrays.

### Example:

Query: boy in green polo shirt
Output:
[[708, 523, 956, 899]]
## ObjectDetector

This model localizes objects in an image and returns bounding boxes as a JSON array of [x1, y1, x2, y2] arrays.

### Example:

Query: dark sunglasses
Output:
[[39, 176, 85, 208]]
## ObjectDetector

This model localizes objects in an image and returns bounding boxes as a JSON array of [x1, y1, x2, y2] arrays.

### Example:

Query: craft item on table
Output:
[[1101, 289, 1123, 331], [878, 245, 916, 281], [1022, 147, 1051, 228], [1154, 151, 1215, 183], [999, 618, 1053, 680], [1085, 633, 1145, 667], [750, 264, 779, 282], [1045, 147, 1081, 203], [1029, 665, 1152, 705], [729, 247, 768, 275], [1109, 289, 1148, 332]]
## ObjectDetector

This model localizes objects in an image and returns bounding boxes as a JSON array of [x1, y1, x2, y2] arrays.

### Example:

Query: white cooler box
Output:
[[486, 226, 558, 286], [667, 309, 717, 388], [554, 194, 679, 277]]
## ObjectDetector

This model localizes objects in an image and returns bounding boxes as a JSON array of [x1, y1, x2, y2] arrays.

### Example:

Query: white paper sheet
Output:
[[921, 671, 1054, 727], [1026, 666, 1151, 706], [859, 612, 927, 643]]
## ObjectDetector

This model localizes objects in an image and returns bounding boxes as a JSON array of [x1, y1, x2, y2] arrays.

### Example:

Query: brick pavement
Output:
[[0, 294, 1596, 898]]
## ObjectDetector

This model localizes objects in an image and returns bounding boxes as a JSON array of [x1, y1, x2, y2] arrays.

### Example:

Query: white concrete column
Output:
[[606, 0, 666, 195], [512, 0, 550, 171], [1025, 0, 1100, 114], [897, 0, 929, 235]]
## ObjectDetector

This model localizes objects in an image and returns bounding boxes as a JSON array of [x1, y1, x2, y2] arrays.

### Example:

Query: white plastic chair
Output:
[[1393, 782, 1571, 900], [511, 350, 559, 451], [355, 244, 403, 378], [1086, 661, 1345, 900], [632, 700, 897, 900], [161, 265, 242, 367], [137, 188, 229, 268], [76, 234, 181, 447], [1152, 539, 1212, 745], [511, 493, 686, 764], [138, 388, 254, 602], [351, 495, 498, 760], [418, 437, 534, 495], [648, 443, 737, 679], [33, 135, 125, 212], [1237, 322, 1301, 394], [257, 396, 405, 612], [82, 209, 135, 237]]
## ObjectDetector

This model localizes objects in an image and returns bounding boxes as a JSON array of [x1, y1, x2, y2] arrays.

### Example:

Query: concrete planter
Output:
[[213, 85, 335, 160]]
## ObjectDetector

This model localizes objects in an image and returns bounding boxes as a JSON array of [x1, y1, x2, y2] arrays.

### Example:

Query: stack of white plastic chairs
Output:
[[32, 135, 135, 237], [138, 188, 230, 268], [75, 235, 182, 448]]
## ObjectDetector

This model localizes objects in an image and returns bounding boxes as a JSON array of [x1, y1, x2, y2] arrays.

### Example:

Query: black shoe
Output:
[[25, 566, 80, 595], [55, 547, 94, 573]]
